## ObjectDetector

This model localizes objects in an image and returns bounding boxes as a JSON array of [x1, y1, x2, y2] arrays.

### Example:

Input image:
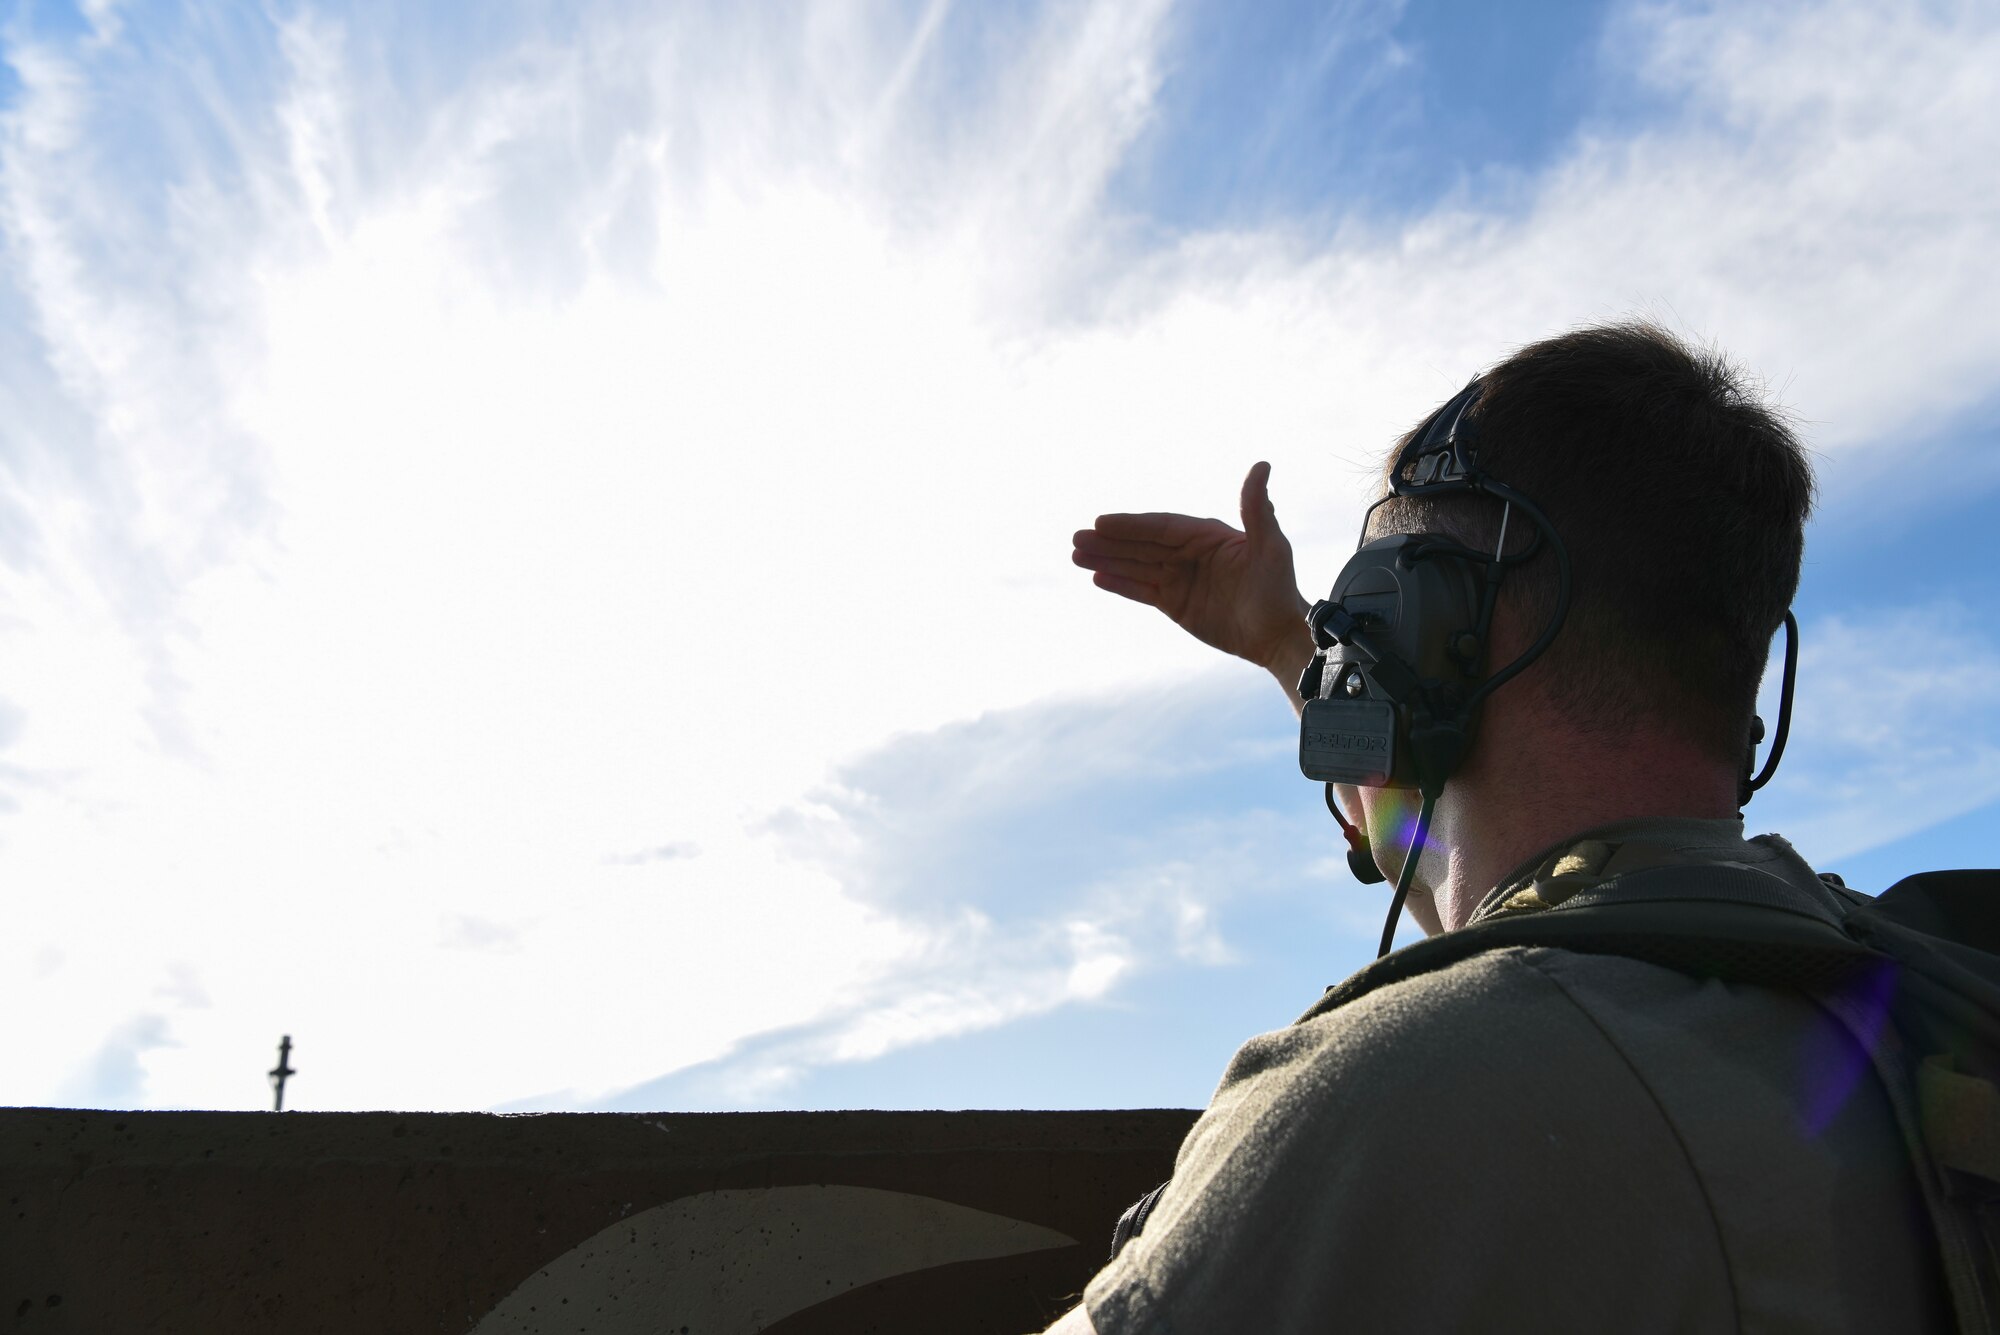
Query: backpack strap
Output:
[[1107, 1180, 1170, 1262], [1815, 981, 2000, 1334], [1921, 1055, 2000, 1185], [1298, 864, 1872, 1025]]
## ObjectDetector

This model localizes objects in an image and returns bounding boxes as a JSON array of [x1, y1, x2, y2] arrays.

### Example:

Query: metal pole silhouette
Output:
[[269, 1035, 296, 1112]]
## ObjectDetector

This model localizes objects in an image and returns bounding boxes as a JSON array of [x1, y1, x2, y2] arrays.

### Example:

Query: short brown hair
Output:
[[1373, 321, 1814, 761]]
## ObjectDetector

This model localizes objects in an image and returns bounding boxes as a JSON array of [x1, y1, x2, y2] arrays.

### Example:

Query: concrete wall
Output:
[[2, 1107, 1197, 1334]]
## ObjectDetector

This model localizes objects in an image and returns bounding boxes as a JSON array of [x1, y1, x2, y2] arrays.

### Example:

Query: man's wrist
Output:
[[1260, 618, 1317, 705]]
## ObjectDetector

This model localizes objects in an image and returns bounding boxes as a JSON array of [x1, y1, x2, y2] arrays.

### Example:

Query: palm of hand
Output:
[[1151, 523, 1268, 656], [1070, 462, 1311, 675]]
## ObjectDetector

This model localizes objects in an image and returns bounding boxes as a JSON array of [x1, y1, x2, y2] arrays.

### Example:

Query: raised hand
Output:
[[1072, 462, 1316, 692]]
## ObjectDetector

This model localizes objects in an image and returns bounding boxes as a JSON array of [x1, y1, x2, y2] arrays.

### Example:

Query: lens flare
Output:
[[1801, 958, 1899, 1137]]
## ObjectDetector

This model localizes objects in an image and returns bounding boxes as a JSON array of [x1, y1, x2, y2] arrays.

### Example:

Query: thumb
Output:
[[1240, 461, 1276, 542]]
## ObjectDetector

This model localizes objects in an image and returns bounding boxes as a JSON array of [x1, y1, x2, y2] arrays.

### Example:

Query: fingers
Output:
[[1240, 461, 1275, 542], [1071, 548, 1169, 584], [1089, 570, 1162, 606], [1072, 529, 1182, 562], [1092, 511, 1222, 545]]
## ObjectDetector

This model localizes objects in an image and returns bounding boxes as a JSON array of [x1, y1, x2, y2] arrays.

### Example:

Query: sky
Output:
[[3, 0, 1999, 1114]]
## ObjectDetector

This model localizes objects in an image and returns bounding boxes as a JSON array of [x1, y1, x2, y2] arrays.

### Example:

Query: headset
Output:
[[1295, 376, 1798, 958]]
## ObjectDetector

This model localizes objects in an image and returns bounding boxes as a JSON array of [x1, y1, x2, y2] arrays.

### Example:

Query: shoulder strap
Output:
[[1107, 1180, 1170, 1262], [1299, 864, 1873, 1025]]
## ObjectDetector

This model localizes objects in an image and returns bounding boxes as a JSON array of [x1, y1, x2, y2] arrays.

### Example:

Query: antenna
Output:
[[268, 1035, 296, 1112]]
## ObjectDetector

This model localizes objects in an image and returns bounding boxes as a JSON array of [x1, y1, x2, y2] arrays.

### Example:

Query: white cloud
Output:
[[602, 675, 1342, 1107], [76, 0, 125, 47], [439, 913, 525, 953], [1755, 604, 2000, 862], [1, 0, 1997, 1109], [604, 841, 699, 866], [59, 1011, 174, 1108]]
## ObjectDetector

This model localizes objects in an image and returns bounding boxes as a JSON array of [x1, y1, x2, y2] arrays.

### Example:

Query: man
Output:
[[1049, 323, 1948, 1331]]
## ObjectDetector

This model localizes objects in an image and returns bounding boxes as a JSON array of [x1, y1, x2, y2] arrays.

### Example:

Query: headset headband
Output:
[[1395, 378, 1486, 492]]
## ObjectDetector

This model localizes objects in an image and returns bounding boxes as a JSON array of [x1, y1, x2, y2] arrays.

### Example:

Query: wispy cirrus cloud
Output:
[[603, 841, 700, 866]]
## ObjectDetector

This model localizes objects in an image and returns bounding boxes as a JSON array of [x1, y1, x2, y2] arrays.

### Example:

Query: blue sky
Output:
[[4, 0, 2000, 1114], [1118, 0, 1618, 227]]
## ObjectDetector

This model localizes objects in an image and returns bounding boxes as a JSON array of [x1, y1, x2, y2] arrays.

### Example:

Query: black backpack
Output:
[[1109, 867, 2000, 1334]]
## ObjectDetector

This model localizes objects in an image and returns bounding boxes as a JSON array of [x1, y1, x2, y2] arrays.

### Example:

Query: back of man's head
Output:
[[1378, 320, 1815, 765]]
